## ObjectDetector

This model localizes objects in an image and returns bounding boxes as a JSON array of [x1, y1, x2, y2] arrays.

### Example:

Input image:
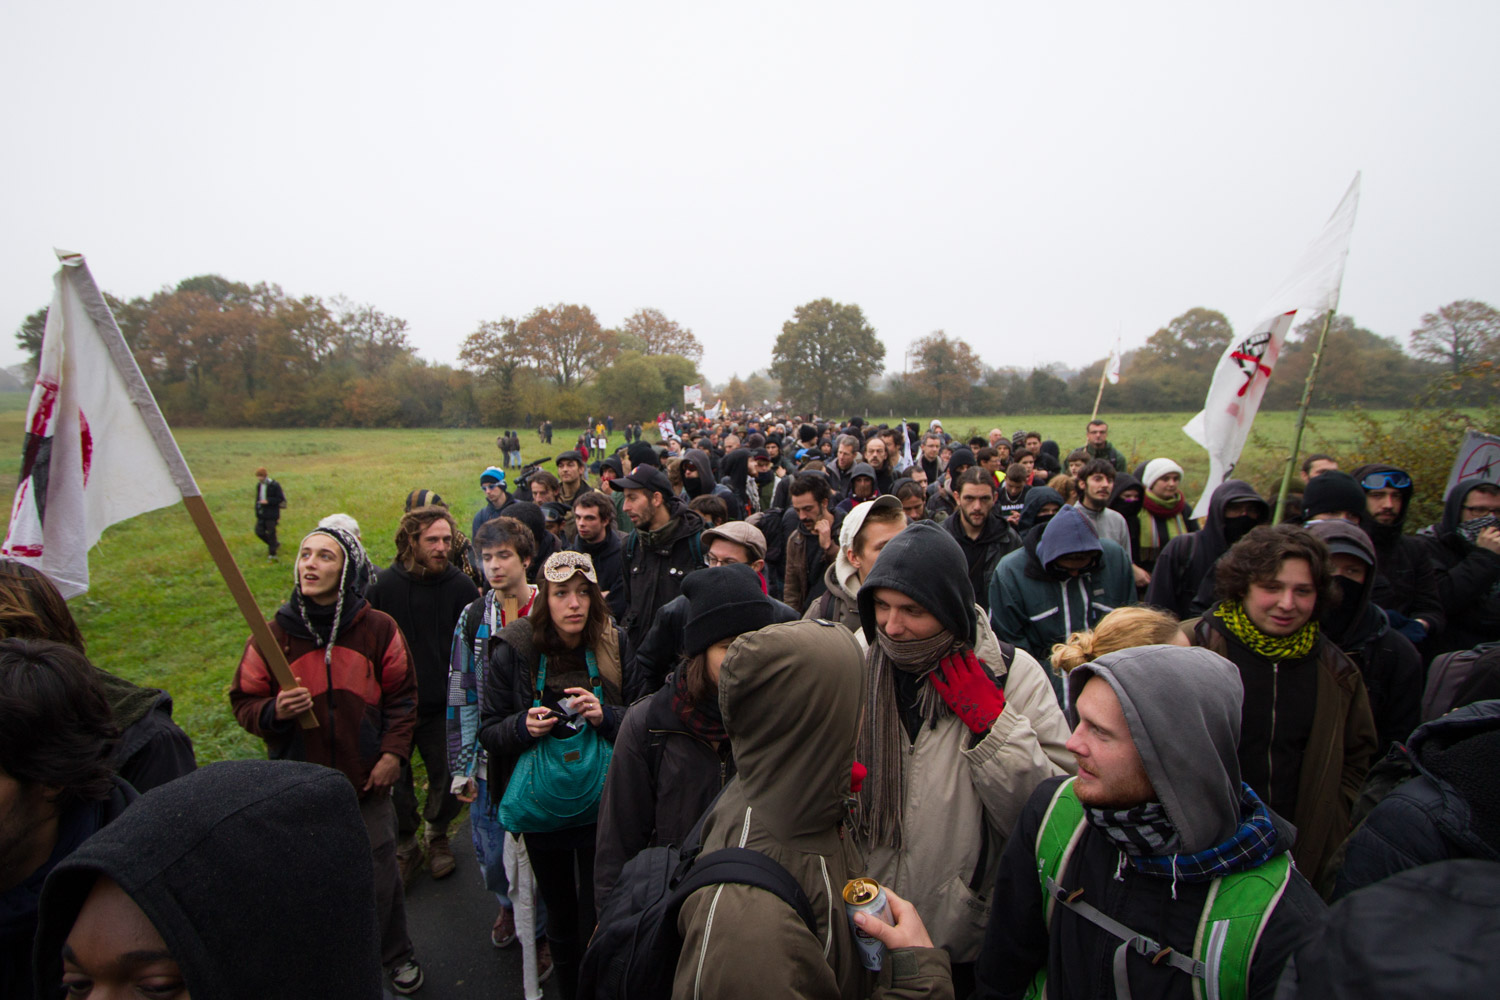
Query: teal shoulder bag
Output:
[[498, 649, 613, 834]]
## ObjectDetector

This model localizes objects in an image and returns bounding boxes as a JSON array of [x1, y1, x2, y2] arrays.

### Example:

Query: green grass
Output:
[[0, 411, 1387, 764]]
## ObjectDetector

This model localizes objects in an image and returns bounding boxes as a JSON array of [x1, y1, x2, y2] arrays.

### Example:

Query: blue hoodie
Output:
[[989, 505, 1136, 682]]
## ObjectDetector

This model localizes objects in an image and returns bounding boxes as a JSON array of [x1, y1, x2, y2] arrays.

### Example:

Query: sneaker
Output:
[[396, 838, 425, 888], [491, 907, 517, 948], [536, 939, 554, 984], [390, 959, 424, 994], [427, 833, 456, 879]]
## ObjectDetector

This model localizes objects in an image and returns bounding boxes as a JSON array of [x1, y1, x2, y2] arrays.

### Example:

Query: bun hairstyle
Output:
[[1050, 606, 1184, 675]]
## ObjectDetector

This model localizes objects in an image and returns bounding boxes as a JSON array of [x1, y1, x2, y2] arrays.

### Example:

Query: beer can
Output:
[[843, 877, 892, 972]]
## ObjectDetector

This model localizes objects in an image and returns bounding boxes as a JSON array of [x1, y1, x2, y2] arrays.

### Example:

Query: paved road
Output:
[[403, 816, 560, 1000]]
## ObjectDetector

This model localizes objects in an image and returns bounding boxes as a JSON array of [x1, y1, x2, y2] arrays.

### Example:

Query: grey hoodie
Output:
[[1065, 644, 1244, 853]]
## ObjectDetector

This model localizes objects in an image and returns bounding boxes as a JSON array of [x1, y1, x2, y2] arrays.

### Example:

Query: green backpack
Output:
[[1025, 778, 1291, 1000]]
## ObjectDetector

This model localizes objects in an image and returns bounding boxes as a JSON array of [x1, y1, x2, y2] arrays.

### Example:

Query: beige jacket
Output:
[[859, 612, 1075, 962]]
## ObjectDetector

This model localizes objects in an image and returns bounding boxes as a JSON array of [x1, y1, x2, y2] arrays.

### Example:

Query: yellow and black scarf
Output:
[[1213, 600, 1319, 660]]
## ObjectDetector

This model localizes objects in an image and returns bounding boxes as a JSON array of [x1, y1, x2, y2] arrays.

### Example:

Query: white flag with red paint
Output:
[[2, 252, 194, 598], [1184, 174, 1362, 515], [1105, 339, 1122, 385]]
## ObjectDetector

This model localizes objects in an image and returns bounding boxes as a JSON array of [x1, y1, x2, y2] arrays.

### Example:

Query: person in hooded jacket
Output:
[[943, 468, 1023, 614], [1419, 476, 1500, 655], [673, 618, 955, 1000], [720, 447, 761, 518], [681, 448, 742, 521], [479, 550, 627, 1000], [1034, 440, 1062, 479], [989, 506, 1137, 691], [1304, 520, 1423, 753], [0, 560, 195, 794], [975, 645, 1325, 1000], [616, 465, 707, 654], [230, 524, 422, 992], [854, 522, 1073, 988], [593, 564, 781, 908], [1107, 472, 1145, 565], [1184, 524, 1378, 891], [1135, 458, 1194, 574], [1342, 464, 1444, 646], [1146, 479, 1268, 619], [835, 462, 883, 515], [807, 494, 908, 631], [1333, 699, 1500, 900], [32, 760, 385, 1000], [367, 504, 480, 883], [1279, 860, 1500, 1000], [1015, 487, 1064, 536]]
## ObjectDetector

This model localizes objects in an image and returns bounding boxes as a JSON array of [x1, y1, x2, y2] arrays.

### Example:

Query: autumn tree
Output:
[[593, 351, 668, 418], [503, 304, 616, 389], [1409, 299, 1500, 374], [770, 298, 885, 415], [910, 331, 981, 412], [1266, 313, 1433, 409], [1119, 307, 1235, 410], [617, 307, 703, 362]]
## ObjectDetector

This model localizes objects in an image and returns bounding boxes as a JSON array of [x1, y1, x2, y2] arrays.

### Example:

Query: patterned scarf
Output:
[[1141, 490, 1189, 559], [669, 668, 727, 743], [1213, 600, 1319, 661], [1091, 784, 1279, 884], [1086, 800, 1181, 857], [855, 628, 963, 849]]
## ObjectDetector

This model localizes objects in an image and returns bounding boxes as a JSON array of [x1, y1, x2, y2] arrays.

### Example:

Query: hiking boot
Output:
[[536, 939, 554, 984], [396, 838, 425, 888], [491, 906, 517, 948], [426, 833, 456, 879], [389, 959, 424, 994]]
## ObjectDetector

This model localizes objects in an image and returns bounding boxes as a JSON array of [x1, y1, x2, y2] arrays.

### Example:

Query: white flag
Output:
[[2, 252, 196, 597], [1184, 174, 1362, 514], [895, 421, 915, 473], [1105, 339, 1122, 385]]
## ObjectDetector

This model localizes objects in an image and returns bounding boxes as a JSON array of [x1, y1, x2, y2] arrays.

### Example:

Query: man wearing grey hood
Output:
[[976, 645, 1324, 1000]]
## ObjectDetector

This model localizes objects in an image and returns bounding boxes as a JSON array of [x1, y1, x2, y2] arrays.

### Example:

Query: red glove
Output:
[[850, 761, 867, 794], [931, 649, 1005, 734]]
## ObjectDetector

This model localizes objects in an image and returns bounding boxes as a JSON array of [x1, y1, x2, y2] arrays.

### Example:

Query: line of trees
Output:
[[13, 276, 1496, 427]]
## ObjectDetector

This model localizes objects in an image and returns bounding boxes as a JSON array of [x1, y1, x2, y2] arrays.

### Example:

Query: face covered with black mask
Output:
[[755, 470, 774, 485], [1222, 514, 1261, 545], [1320, 574, 1365, 643]]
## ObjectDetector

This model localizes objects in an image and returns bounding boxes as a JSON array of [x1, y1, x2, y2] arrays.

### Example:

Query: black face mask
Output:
[[1222, 514, 1259, 545], [684, 475, 707, 497], [755, 471, 774, 485], [1321, 575, 1365, 642]]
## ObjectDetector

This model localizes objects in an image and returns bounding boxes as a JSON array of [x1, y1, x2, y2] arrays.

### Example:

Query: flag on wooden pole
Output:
[[3, 251, 193, 597], [1183, 174, 1361, 514], [1105, 339, 1122, 385]]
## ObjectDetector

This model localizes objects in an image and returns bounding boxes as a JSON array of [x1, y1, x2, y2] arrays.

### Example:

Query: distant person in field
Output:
[[230, 524, 424, 994], [254, 466, 287, 561], [367, 504, 480, 887], [1299, 452, 1339, 483], [1081, 419, 1127, 472]]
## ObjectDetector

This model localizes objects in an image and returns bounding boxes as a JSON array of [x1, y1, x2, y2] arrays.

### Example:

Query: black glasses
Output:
[[1360, 471, 1411, 490]]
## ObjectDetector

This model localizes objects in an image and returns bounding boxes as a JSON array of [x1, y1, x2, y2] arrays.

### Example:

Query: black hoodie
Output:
[[682, 449, 741, 519], [33, 760, 381, 1000], [1347, 463, 1446, 640], [1107, 472, 1144, 565], [942, 503, 1022, 612], [367, 559, 479, 714], [1420, 476, 1500, 655], [1145, 479, 1268, 618]]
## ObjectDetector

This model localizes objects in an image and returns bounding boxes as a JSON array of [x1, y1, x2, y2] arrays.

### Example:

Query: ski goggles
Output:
[[541, 549, 597, 584], [1359, 471, 1411, 491]]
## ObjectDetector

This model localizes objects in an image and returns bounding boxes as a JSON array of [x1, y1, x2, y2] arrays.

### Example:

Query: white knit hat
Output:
[[1142, 458, 1184, 490]]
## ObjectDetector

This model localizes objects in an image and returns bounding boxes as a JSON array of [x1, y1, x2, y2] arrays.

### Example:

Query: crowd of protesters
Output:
[[3, 406, 1499, 1000]]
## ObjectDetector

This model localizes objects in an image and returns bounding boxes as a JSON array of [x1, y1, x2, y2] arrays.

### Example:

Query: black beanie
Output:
[[682, 563, 778, 656], [949, 447, 976, 473], [627, 441, 659, 468], [507, 501, 546, 547], [1303, 471, 1368, 520]]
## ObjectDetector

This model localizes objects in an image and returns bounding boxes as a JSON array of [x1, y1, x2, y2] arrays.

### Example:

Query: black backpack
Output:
[[578, 834, 816, 999]]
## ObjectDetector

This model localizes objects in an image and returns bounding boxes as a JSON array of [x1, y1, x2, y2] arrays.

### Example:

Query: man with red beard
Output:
[[368, 505, 480, 886]]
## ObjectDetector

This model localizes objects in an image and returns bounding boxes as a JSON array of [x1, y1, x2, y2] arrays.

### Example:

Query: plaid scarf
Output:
[[1103, 784, 1279, 883], [855, 628, 963, 849], [1141, 490, 1189, 558], [1086, 800, 1182, 857], [1213, 600, 1319, 661]]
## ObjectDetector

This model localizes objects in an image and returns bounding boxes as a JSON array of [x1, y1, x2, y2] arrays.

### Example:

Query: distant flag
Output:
[[2, 251, 197, 597], [683, 383, 702, 407], [1105, 339, 1122, 385], [895, 420, 915, 473], [1184, 173, 1361, 514]]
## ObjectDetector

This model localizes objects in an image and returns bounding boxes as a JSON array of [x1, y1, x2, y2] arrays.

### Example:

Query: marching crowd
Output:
[[3, 409, 1499, 999]]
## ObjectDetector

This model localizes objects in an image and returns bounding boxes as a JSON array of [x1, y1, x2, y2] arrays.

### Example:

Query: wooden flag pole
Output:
[[1090, 363, 1109, 422], [1273, 308, 1336, 524], [65, 254, 315, 728]]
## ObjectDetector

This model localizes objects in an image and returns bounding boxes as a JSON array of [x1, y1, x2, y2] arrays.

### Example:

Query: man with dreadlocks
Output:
[[368, 503, 480, 886], [230, 523, 425, 994], [854, 520, 1073, 994]]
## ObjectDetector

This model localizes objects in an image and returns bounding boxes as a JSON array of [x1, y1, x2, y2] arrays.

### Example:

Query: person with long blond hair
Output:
[[1050, 605, 1190, 678]]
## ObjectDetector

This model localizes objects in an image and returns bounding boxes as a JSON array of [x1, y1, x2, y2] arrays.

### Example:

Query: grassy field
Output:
[[0, 401, 1393, 764]]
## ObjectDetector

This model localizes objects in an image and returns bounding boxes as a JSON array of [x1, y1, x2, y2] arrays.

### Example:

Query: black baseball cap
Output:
[[614, 466, 674, 499]]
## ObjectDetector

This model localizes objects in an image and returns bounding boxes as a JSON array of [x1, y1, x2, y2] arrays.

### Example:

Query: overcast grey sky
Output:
[[3, 2, 1496, 385]]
